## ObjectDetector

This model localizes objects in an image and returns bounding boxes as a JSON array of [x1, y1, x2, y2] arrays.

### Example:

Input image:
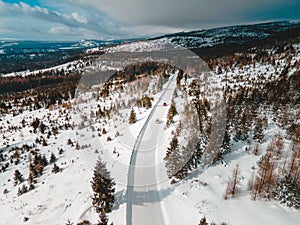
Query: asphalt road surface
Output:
[[126, 74, 177, 225]]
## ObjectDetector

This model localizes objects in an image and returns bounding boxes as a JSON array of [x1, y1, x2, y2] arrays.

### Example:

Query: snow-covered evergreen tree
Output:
[[13, 170, 23, 186], [52, 163, 60, 173], [91, 159, 115, 224], [128, 108, 137, 124], [50, 153, 57, 164], [199, 216, 208, 225], [166, 100, 178, 127]]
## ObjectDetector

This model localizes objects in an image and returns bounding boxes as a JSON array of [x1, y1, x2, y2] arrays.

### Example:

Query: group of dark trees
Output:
[[20, 151, 60, 195], [165, 80, 213, 181], [163, 30, 300, 209], [219, 70, 299, 207], [109, 62, 173, 83], [0, 135, 62, 196], [225, 69, 300, 142], [0, 47, 91, 75], [247, 136, 299, 208], [136, 95, 153, 109], [0, 73, 79, 115], [100, 62, 174, 98], [191, 22, 300, 61], [164, 135, 182, 179]]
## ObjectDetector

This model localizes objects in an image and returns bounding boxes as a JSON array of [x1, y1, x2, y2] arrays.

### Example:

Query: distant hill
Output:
[[0, 39, 139, 75]]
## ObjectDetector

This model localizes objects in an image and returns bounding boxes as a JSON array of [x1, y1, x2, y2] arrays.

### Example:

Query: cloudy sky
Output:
[[0, 0, 299, 40]]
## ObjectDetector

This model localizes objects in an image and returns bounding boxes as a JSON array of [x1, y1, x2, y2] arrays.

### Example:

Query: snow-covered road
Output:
[[126, 75, 177, 225]]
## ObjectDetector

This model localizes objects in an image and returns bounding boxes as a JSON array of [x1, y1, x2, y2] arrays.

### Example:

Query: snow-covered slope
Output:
[[0, 22, 300, 225], [151, 21, 299, 49]]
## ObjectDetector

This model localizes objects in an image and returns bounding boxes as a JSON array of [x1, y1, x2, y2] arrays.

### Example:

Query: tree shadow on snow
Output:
[[113, 185, 175, 210]]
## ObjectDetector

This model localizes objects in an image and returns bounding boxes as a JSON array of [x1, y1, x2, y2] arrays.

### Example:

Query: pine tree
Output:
[[52, 163, 60, 173], [221, 128, 231, 154], [166, 101, 178, 127], [91, 159, 115, 222], [35, 164, 44, 177], [17, 184, 28, 196], [165, 136, 182, 179], [128, 108, 137, 124], [67, 139, 73, 145], [31, 118, 40, 133], [188, 80, 206, 132], [41, 138, 47, 146], [164, 135, 179, 161], [58, 148, 64, 155], [285, 149, 299, 180], [137, 95, 152, 109], [29, 163, 37, 178], [14, 170, 23, 186], [253, 118, 264, 143], [28, 173, 34, 186], [50, 153, 57, 164], [224, 165, 241, 199], [14, 149, 20, 160], [199, 216, 208, 225], [41, 155, 48, 167], [251, 151, 277, 200]]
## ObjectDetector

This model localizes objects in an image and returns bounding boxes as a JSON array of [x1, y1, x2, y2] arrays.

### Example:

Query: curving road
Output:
[[126, 74, 177, 225]]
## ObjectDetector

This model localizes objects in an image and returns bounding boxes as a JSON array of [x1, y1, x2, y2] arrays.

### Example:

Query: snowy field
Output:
[[0, 38, 299, 225]]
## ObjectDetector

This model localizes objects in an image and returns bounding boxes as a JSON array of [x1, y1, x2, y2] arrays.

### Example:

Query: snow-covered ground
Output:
[[0, 69, 176, 224], [106, 39, 171, 53], [0, 36, 299, 225]]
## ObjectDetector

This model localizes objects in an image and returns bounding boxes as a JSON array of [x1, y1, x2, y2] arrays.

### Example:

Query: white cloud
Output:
[[49, 26, 72, 35], [72, 12, 88, 24], [35, 6, 49, 15], [0, 0, 122, 40]]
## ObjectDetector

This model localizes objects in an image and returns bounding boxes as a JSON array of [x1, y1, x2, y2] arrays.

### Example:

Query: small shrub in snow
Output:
[[50, 153, 57, 164], [67, 139, 73, 145], [52, 164, 60, 174], [17, 184, 28, 196], [13, 170, 23, 186], [128, 108, 137, 124], [199, 217, 208, 225]]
